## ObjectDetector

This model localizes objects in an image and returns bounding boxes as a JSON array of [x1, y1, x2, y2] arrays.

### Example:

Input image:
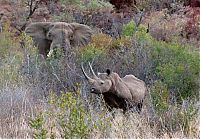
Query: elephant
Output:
[[25, 22, 93, 58]]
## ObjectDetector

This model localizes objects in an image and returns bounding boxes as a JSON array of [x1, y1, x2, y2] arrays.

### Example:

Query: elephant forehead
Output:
[[52, 23, 73, 30], [25, 27, 46, 39], [49, 28, 72, 35]]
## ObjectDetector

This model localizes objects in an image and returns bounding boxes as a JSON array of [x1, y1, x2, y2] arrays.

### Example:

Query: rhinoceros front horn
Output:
[[81, 63, 93, 82]]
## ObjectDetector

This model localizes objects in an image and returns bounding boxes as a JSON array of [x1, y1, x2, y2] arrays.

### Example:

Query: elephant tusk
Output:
[[97, 72, 107, 76], [47, 49, 54, 57]]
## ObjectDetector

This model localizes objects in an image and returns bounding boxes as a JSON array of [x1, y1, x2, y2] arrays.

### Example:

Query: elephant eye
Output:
[[100, 81, 104, 85]]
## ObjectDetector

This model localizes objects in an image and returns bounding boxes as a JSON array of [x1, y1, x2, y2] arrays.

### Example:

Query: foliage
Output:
[[177, 103, 198, 135], [49, 91, 91, 138], [60, 0, 81, 5], [91, 33, 113, 48], [122, 20, 148, 38], [79, 43, 106, 63], [111, 37, 131, 49], [154, 43, 200, 101], [60, 0, 113, 12], [52, 12, 75, 22], [29, 89, 111, 138], [83, 0, 113, 11], [121, 20, 136, 37], [150, 80, 170, 114], [29, 113, 48, 139], [122, 20, 200, 103], [19, 31, 45, 80], [152, 103, 198, 135], [47, 48, 65, 60], [150, 80, 198, 135], [0, 22, 23, 87], [135, 0, 151, 10], [90, 33, 131, 50]]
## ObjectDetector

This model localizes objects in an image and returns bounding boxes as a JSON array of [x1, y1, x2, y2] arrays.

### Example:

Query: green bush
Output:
[[122, 20, 148, 37], [83, 0, 113, 11], [50, 91, 91, 138], [29, 89, 111, 138], [150, 80, 170, 114], [52, 12, 75, 22], [150, 80, 198, 134], [60, 0, 113, 12], [122, 20, 199, 104], [79, 44, 106, 63], [122, 20, 136, 37], [61, 0, 81, 5], [152, 42, 200, 102], [0, 23, 24, 86], [29, 113, 48, 139]]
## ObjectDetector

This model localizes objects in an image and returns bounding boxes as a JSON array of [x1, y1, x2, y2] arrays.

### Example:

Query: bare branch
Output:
[[19, 0, 43, 32], [133, 5, 145, 32]]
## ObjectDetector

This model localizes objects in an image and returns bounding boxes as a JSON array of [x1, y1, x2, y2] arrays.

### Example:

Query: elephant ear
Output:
[[69, 23, 93, 47], [25, 22, 53, 39]]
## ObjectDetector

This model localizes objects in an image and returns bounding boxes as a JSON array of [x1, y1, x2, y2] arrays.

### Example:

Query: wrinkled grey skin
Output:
[[25, 22, 93, 58], [81, 63, 147, 113]]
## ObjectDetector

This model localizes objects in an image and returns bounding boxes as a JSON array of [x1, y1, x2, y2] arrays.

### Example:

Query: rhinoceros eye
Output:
[[100, 81, 104, 85], [47, 32, 53, 38]]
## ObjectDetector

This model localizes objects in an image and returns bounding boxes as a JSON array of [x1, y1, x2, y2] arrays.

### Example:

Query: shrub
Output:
[[91, 33, 113, 49], [177, 103, 198, 135], [122, 20, 149, 39], [52, 12, 75, 22], [152, 42, 200, 102], [0, 22, 23, 87], [61, 0, 113, 12], [60, 0, 81, 5], [122, 20, 200, 103], [151, 103, 198, 135], [150, 80, 170, 114], [150, 80, 198, 135], [83, 0, 113, 11], [109, 37, 131, 51], [142, 9, 188, 43], [29, 113, 48, 139], [29, 90, 111, 138], [121, 20, 136, 37], [78, 44, 106, 63], [90, 33, 131, 50]]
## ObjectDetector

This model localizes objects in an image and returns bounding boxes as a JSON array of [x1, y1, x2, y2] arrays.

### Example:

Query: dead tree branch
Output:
[[17, 0, 43, 33]]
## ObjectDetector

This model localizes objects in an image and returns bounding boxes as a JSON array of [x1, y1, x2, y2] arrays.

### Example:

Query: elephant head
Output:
[[25, 22, 93, 58]]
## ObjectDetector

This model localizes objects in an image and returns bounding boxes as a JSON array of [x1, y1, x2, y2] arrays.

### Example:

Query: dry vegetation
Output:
[[0, 0, 200, 138]]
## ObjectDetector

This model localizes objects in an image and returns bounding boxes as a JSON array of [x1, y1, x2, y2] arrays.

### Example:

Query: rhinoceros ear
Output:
[[69, 23, 93, 47], [106, 69, 111, 76]]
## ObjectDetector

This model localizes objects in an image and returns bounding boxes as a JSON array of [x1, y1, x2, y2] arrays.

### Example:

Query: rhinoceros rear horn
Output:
[[88, 62, 98, 79]]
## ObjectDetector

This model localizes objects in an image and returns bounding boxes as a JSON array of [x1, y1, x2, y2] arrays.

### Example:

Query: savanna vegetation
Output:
[[0, 0, 199, 138]]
